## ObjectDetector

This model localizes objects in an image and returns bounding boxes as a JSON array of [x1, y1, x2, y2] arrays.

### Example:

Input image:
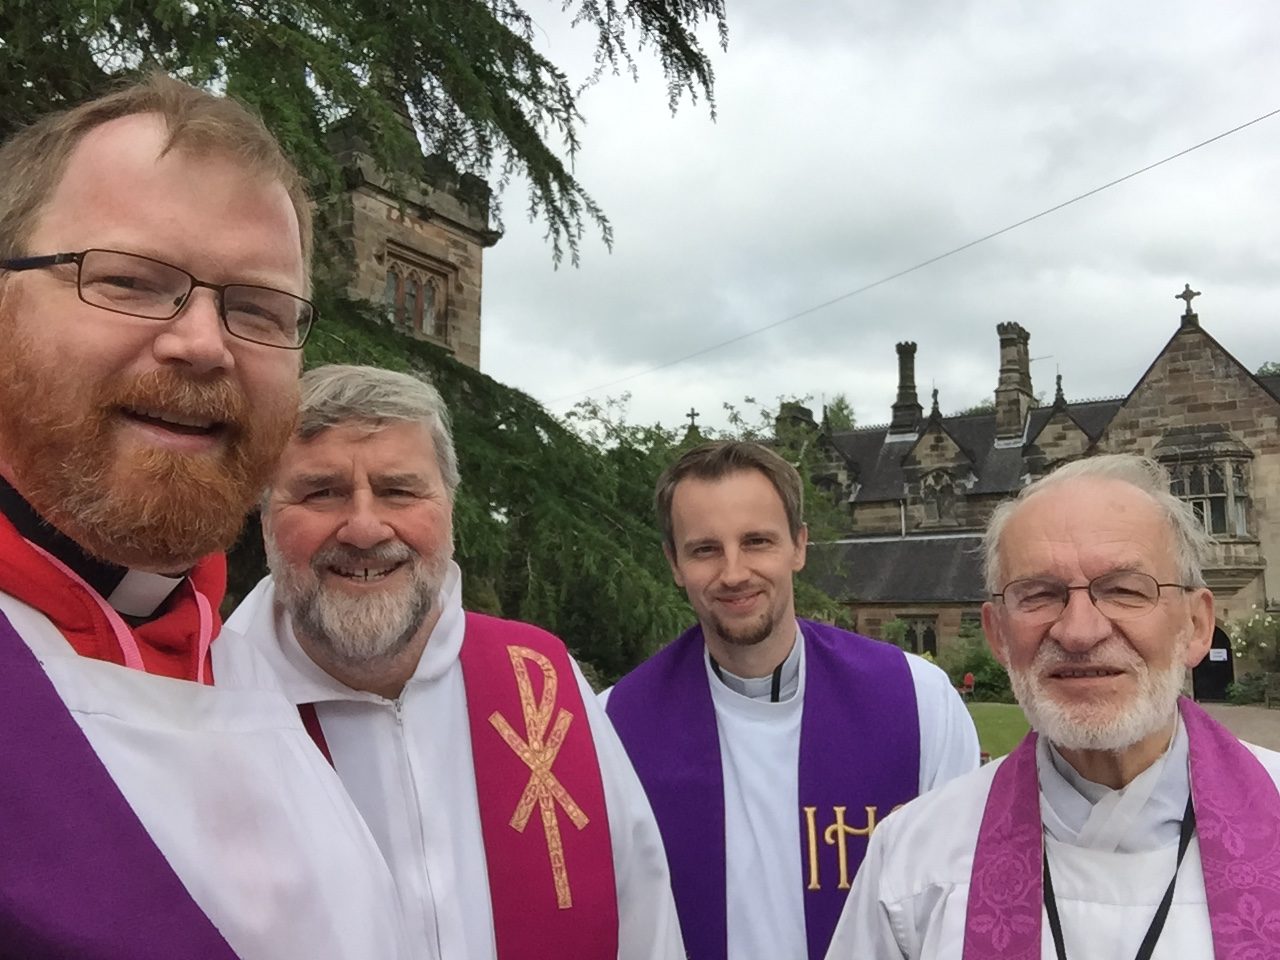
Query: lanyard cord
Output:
[[1043, 793, 1197, 960]]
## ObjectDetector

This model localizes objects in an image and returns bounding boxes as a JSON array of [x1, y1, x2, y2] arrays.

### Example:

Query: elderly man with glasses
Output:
[[825, 454, 1280, 960], [0, 76, 409, 957]]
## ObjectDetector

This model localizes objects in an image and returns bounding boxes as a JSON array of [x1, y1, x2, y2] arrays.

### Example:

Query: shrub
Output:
[[937, 623, 1014, 703], [1227, 672, 1269, 705], [1227, 608, 1280, 672]]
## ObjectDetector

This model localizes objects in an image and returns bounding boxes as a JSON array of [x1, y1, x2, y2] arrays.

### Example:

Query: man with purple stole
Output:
[[0, 78, 409, 956], [604, 441, 980, 960], [827, 454, 1280, 960], [228, 364, 684, 960]]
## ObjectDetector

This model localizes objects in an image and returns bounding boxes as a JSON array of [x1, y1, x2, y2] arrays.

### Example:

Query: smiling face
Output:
[[0, 112, 302, 570], [665, 468, 808, 671], [263, 420, 454, 680], [982, 476, 1214, 753]]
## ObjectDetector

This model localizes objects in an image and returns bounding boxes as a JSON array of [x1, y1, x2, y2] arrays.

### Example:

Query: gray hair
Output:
[[982, 454, 1210, 593], [293, 364, 460, 494]]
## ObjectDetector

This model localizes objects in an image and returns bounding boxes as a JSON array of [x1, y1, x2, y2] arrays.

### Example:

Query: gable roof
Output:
[[829, 397, 1122, 503]]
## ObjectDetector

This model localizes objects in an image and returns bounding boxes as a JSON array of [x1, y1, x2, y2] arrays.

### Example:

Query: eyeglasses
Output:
[[0, 248, 315, 349], [992, 571, 1195, 625]]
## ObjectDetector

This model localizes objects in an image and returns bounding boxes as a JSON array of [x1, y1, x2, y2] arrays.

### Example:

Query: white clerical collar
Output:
[[1038, 714, 1190, 853], [107, 569, 186, 618], [708, 626, 803, 703]]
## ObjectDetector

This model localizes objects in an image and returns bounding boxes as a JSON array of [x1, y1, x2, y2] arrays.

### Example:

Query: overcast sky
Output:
[[479, 0, 1280, 434]]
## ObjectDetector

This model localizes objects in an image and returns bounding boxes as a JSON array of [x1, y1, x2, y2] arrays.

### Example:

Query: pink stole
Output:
[[963, 697, 1280, 959], [458, 613, 620, 960]]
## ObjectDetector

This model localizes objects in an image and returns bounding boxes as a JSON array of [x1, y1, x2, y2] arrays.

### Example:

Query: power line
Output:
[[545, 105, 1280, 406]]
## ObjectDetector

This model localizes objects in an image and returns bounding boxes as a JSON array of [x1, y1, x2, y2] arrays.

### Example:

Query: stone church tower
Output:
[[330, 124, 502, 370]]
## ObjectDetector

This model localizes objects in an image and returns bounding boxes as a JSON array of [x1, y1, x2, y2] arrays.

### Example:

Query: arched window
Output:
[[383, 269, 401, 322], [401, 276, 418, 329]]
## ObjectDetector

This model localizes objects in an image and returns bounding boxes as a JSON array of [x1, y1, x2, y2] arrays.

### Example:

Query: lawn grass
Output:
[[966, 702, 1031, 759]]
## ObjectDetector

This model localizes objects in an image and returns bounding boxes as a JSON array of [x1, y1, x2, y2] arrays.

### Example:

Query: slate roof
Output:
[[829, 397, 1124, 504], [1259, 375, 1280, 403], [808, 536, 987, 603]]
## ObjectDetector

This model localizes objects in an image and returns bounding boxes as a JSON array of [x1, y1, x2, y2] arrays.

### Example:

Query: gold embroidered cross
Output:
[[489, 645, 590, 908]]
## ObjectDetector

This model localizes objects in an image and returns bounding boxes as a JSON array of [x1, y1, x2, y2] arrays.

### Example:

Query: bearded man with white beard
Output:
[[825, 454, 1280, 960], [227, 363, 685, 960]]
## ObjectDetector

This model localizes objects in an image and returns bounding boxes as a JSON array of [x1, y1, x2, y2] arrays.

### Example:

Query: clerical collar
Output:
[[709, 630, 802, 703], [1038, 717, 1188, 853], [0, 475, 185, 619]]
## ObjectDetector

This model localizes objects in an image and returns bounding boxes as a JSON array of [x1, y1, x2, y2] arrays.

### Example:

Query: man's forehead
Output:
[[999, 476, 1174, 572], [280, 421, 436, 475], [670, 469, 790, 536]]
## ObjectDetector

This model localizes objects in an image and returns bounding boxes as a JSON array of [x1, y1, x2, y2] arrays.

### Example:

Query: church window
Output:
[[382, 269, 400, 314], [384, 245, 453, 345], [400, 276, 419, 330], [900, 616, 938, 656], [1169, 460, 1251, 538]]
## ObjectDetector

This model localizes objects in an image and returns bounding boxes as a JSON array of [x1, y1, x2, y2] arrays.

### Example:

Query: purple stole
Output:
[[0, 609, 240, 959], [963, 697, 1280, 959], [606, 619, 920, 960]]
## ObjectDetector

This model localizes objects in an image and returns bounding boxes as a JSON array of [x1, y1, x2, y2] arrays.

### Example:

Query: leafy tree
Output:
[[824, 393, 856, 432], [956, 399, 996, 416], [0, 0, 727, 263], [1257, 361, 1280, 377]]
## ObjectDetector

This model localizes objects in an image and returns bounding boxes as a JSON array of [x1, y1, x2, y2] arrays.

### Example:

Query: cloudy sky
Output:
[[480, 0, 1280, 434]]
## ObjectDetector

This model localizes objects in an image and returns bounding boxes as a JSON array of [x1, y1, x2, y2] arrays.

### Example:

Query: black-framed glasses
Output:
[[0, 248, 315, 349], [992, 571, 1196, 625]]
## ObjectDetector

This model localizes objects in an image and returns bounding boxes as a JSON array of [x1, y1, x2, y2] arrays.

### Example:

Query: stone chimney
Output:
[[994, 322, 1033, 440], [890, 342, 923, 433]]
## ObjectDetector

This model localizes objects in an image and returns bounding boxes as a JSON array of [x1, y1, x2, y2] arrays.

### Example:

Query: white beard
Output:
[[1009, 634, 1188, 752], [268, 539, 449, 666]]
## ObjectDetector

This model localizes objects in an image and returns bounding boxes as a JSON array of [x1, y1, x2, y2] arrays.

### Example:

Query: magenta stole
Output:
[[963, 697, 1280, 959], [457, 613, 619, 960], [607, 619, 920, 960]]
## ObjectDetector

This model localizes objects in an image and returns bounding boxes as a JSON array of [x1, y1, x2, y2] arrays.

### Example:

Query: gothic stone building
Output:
[[808, 291, 1280, 699], [331, 125, 501, 370]]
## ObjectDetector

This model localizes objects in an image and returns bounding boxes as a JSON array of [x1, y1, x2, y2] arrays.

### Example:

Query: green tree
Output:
[[824, 393, 856, 432], [1257, 361, 1280, 377], [956, 399, 996, 416], [0, 0, 727, 264]]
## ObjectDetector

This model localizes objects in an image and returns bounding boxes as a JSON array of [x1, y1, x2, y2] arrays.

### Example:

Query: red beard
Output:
[[0, 314, 297, 570]]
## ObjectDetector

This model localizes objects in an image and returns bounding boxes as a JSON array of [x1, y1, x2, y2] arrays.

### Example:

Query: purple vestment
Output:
[[964, 697, 1280, 959], [0, 608, 240, 959], [607, 619, 920, 960]]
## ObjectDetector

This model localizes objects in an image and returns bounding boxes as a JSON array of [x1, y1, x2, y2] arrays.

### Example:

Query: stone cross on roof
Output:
[[1176, 284, 1201, 317], [685, 407, 700, 429]]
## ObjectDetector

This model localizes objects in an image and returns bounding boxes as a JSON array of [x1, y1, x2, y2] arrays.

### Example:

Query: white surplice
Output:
[[825, 716, 1280, 960], [0, 590, 412, 960], [600, 631, 982, 960], [226, 562, 684, 960]]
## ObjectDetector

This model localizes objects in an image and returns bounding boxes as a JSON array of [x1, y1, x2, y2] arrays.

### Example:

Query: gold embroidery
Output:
[[823, 805, 877, 890], [489, 645, 589, 909], [803, 806, 822, 890], [803, 805, 881, 890]]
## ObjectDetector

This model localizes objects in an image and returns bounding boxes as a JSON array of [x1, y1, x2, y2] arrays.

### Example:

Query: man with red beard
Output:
[[228, 364, 685, 960], [603, 441, 979, 960], [0, 76, 409, 958], [826, 454, 1280, 960]]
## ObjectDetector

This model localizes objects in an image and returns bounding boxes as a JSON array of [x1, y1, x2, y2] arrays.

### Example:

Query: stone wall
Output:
[[1097, 324, 1280, 614]]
